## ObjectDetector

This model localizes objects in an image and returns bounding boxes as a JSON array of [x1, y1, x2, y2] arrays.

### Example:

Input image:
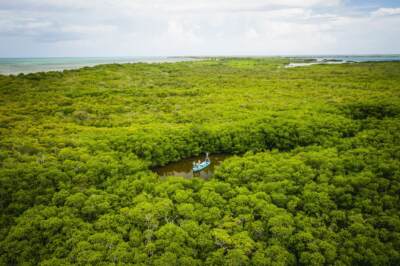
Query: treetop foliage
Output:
[[0, 58, 399, 265]]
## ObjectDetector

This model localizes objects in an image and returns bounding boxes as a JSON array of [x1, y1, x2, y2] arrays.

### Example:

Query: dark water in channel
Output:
[[154, 154, 230, 179]]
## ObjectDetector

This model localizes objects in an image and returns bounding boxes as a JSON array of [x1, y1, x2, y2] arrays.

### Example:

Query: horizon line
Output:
[[1, 54, 400, 59]]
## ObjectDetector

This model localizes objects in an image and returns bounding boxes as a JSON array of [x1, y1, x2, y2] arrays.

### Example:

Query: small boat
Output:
[[193, 153, 211, 172]]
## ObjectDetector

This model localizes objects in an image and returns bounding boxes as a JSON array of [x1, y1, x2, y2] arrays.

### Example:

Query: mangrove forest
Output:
[[0, 58, 399, 265]]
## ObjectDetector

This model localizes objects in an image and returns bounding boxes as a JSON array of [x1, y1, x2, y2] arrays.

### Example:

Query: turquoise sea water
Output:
[[1, 55, 400, 75], [0, 57, 195, 75]]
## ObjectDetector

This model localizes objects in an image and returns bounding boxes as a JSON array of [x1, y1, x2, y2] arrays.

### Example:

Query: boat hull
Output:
[[192, 160, 211, 172]]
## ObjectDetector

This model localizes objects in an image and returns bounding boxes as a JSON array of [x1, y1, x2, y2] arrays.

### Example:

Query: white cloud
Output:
[[3, 0, 341, 11], [110, 0, 342, 12], [61, 25, 116, 35], [0, 0, 400, 56], [372, 8, 400, 17]]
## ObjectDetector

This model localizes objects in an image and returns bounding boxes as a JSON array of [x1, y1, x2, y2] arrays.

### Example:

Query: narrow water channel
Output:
[[154, 154, 230, 179]]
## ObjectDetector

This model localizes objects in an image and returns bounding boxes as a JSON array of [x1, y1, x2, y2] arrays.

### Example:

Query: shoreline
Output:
[[0, 56, 199, 76], [1, 55, 400, 75]]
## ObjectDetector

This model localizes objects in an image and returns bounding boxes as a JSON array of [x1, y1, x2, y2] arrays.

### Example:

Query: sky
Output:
[[0, 0, 400, 57]]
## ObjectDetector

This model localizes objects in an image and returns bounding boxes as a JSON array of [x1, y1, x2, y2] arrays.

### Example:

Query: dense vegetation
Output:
[[0, 58, 399, 265]]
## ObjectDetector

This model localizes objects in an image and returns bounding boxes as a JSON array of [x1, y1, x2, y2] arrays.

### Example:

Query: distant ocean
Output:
[[286, 55, 400, 68], [0, 57, 196, 75], [292, 55, 400, 62], [1, 55, 400, 75]]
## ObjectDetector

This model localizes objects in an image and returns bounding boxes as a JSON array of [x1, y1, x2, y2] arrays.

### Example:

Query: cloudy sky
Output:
[[0, 0, 400, 57]]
